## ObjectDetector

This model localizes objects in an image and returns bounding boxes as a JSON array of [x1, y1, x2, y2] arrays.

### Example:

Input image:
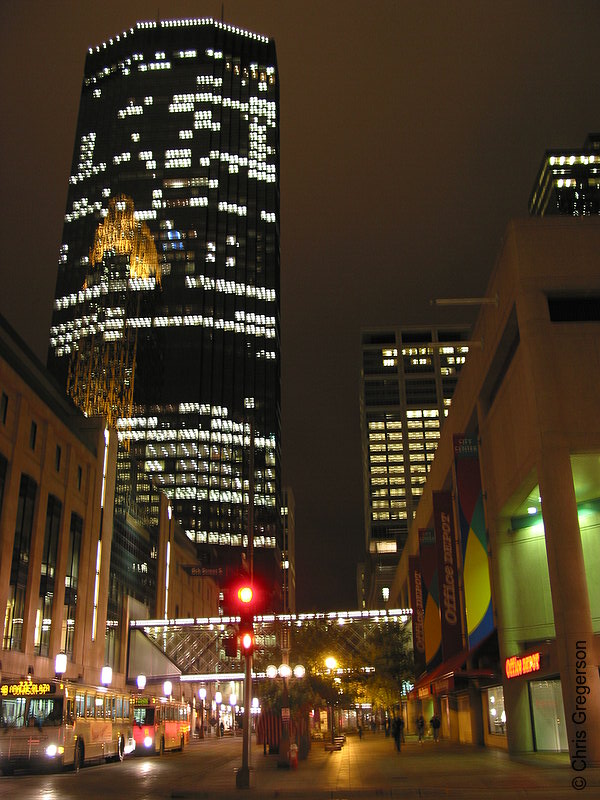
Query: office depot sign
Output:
[[505, 652, 541, 679]]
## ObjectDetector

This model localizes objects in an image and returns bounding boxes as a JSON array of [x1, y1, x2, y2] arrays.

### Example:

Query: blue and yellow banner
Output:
[[453, 435, 494, 649]]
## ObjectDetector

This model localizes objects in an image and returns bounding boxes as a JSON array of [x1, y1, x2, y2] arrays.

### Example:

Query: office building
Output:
[[47, 20, 282, 588], [389, 217, 600, 764], [529, 132, 600, 216], [359, 327, 470, 607]]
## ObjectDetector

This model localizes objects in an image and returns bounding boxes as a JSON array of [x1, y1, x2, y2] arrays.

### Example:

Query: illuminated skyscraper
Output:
[[529, 133, 600, 216], [359, 326, 470, 607], [48, 20, 281, 579]]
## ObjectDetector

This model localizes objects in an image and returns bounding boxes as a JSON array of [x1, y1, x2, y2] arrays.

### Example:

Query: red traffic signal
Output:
[[221, 571, 270, 619], [237, 585, 253, 605], [240, 629, 254, 654]]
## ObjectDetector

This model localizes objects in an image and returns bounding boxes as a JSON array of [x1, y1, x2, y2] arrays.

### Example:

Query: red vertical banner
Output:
[[432, 491, 463, 660], [408, 555, 426, 678]]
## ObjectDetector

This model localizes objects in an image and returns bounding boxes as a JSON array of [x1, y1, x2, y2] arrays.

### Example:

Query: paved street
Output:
[[1, 732, 599, 799]]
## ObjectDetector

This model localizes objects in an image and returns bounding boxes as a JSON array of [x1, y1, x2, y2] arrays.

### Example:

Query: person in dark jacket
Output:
[[416, 714, 425, 743]]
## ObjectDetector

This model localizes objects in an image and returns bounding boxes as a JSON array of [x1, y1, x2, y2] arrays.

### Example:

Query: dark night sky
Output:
[[1, 1, 599, 611]]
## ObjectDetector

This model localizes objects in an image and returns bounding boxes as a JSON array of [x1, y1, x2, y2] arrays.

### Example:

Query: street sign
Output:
[[281, 707, 290, 722], [181, 565, 224, 577]]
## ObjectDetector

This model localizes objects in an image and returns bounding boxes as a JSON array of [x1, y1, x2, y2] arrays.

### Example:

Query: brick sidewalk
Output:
[[177, 732, 600, 799]]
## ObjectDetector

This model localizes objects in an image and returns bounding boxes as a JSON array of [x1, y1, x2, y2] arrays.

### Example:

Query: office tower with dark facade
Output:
[[47, 20, 281, 599], [529, 133, 600, 216], [359, 327, 470, 607]]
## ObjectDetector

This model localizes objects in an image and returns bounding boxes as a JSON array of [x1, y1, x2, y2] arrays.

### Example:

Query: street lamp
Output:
[[265, 662, 305, 767], [230, 693, 237, 733], [325, 657, 339, 743], [163, 680, 172, 698], [198, 687, 206, 739], [55, 652, 67, 678], [101, 666, 112, 686], [136, 674, 146, 691]]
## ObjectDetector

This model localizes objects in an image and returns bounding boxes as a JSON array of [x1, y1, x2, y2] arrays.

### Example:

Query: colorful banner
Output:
[[418, 528, 442, 670], [432, 491, 463, 660], [408, 555, 426, 677], [453, 435, 494, 649]]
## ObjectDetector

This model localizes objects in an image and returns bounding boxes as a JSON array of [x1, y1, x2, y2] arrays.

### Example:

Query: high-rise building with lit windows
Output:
[[529, 133, 600, 216], [47, 19, 281, 584], [359, 326, 470, 607]]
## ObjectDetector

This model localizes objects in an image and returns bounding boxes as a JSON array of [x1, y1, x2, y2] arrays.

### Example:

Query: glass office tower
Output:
[[359, 326, 470, 607], [48, 20, 281, 576], [529, 133, 600, 216]]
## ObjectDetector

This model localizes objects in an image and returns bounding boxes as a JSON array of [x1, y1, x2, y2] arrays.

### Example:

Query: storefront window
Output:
[[486, 686, 506, 736]]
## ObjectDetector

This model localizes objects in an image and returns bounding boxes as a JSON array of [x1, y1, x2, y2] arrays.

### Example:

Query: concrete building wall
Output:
[[390, 217, 600, 764]]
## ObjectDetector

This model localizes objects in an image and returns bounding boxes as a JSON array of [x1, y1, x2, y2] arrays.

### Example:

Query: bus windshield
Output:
[[1, 697, 27, 727], [1, 697, 63, 728], [133, 706, 155, 725]]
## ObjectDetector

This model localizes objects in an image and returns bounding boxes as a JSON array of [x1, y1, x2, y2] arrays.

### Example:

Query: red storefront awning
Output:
[[412, 643, 498, 699]]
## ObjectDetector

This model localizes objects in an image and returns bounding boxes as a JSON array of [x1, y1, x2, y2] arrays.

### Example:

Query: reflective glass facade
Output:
[[48, 20, 281, 566], [360, 327, 470, 606], [529, 133, 600, 216]]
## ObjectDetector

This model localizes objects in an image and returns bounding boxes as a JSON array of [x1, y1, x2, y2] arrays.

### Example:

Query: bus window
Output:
[[0, 696, 27, 728], [116, 696, 123, 719], [95, 696, 104, 718], [123, 698, 129, 719], [133, 706, 155, 725], [86, 694, 95, 718], [76, 692, 85, 718], [28, 697, 63, 727], [107, 696, 115, 721]]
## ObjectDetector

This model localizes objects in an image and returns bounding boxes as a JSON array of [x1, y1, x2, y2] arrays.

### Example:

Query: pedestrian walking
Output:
[[416, 714, 425, 743], [391, 716, 401, 751], [430, 713, 441, 742], [398, 714, 405, 743]]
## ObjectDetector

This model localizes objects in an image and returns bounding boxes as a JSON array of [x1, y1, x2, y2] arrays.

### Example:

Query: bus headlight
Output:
[[46, 744, 64, 757], [144, 736, 153, 748]]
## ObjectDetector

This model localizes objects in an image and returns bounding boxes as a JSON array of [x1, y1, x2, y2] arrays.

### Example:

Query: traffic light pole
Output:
[[236, 651, 252, 789]]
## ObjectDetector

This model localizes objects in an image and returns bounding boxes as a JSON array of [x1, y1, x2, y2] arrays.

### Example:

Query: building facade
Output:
[[389, 218, 600, 765], [359, 327, 470, 607], [47, 19, 281, 588], [0, 313, 218, 686], [529, 132, 600, 216]]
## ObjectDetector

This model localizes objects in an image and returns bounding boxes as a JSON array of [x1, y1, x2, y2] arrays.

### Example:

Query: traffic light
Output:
[[239, 626, 255, 655], [224, 636, 238, 658], [222, 571, 268, 620]]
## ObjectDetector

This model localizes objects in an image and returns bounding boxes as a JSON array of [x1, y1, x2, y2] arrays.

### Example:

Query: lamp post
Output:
[[265, 662, 304, 767], [198, 687, 206, 738], [215, 690, 222, 736], [325, 657, 338, 744]]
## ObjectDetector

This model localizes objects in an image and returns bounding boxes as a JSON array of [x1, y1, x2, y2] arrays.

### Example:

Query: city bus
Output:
[[0, 677, 135, 773], [131, 695, 190, 755]]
